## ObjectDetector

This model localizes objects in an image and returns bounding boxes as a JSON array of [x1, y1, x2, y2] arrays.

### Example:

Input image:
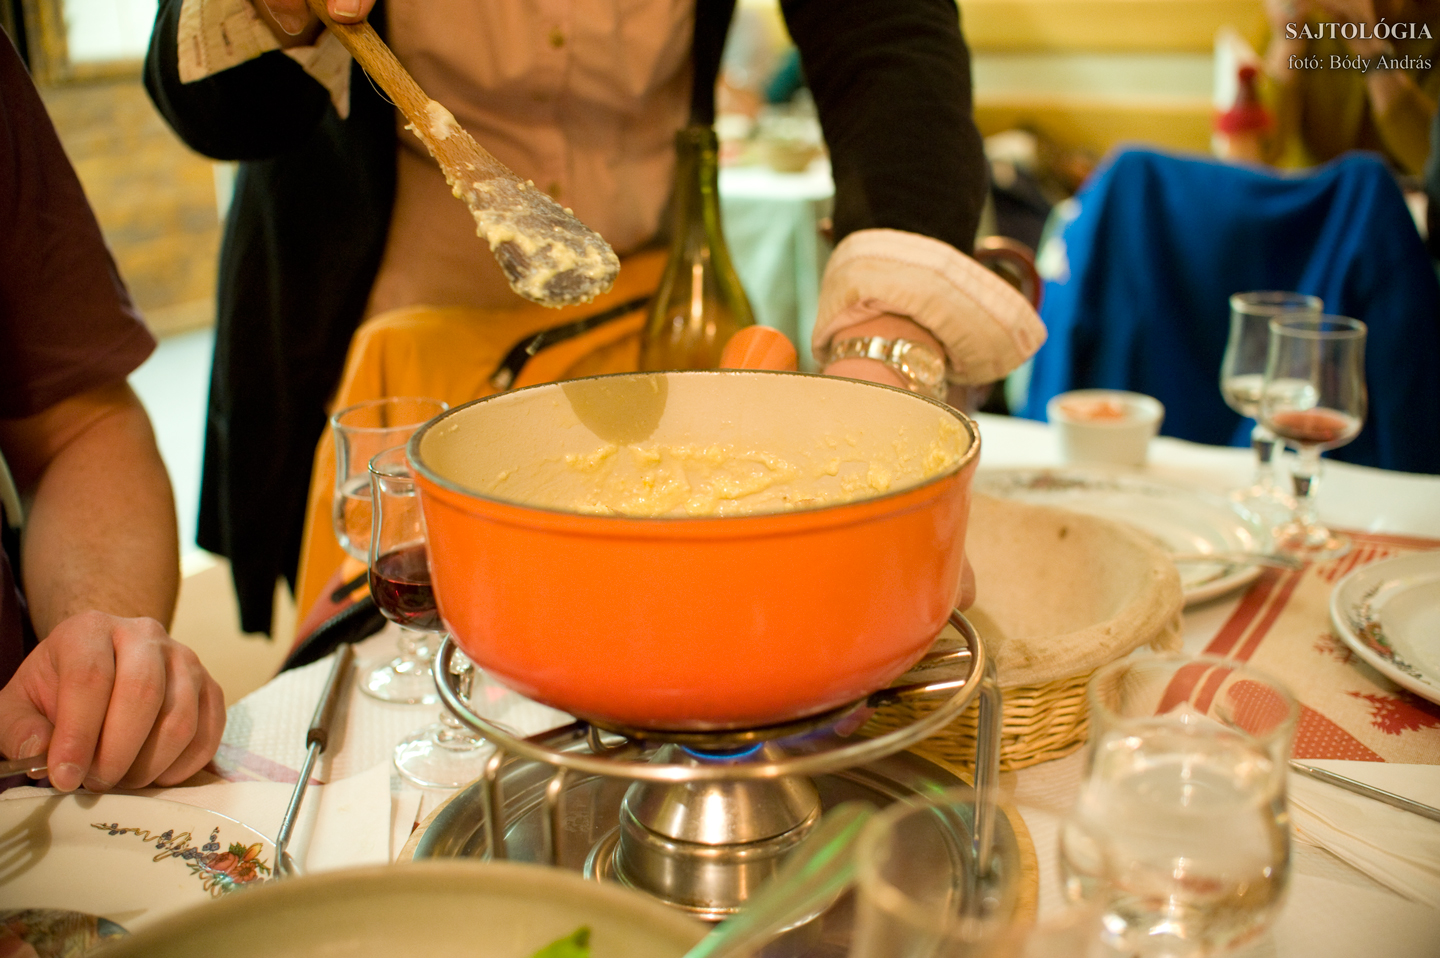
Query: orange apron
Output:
[[291, 249, 667, 635]]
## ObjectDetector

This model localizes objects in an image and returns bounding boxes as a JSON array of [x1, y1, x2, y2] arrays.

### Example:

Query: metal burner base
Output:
[[407, 747, 1027, 953], [410, 611, 1012, 951]]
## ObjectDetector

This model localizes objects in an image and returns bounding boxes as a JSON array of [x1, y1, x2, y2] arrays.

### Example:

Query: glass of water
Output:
[[1062, 655, 1298, 958], [1220, 291, 1321, 528]]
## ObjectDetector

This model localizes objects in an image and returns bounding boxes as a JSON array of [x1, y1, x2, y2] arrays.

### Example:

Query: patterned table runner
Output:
[[1203, 532, 1440, 763]]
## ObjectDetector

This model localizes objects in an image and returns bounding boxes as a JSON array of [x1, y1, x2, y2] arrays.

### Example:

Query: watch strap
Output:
[[826, 336, 947, 400]]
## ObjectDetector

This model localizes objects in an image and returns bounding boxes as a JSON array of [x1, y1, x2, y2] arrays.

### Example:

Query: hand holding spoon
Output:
[[301, 0, 619, 307]]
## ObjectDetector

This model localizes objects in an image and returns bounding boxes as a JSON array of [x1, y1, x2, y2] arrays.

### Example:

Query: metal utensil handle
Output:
[[1170, 551, 1304, 570], [1290, 760, 1440, 823], [307, 643, 356, 751], [275, 644, 355, 874], [0, 753, 48, 778], [973, 661, 1003, 878], [488, 294, 653, 390]]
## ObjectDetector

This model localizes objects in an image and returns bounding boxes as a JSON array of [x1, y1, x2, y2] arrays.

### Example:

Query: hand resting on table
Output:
[[0, 611, 225, 793]]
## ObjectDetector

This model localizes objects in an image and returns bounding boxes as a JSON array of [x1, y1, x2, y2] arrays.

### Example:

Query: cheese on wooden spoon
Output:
[[306, 2, 620, 306]]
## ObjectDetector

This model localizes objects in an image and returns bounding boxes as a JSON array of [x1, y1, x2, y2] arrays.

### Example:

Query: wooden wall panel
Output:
[[960, 0, 1266, 53], [40, 78, 221, 336], [975, 95, 1215, 156]]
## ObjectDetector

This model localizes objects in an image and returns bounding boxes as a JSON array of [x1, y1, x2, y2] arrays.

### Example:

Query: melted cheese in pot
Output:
[[482, 419, 966, 518]]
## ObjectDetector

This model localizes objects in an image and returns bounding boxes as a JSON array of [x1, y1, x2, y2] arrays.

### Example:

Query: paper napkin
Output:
[[1288, 760, 1440, 906]]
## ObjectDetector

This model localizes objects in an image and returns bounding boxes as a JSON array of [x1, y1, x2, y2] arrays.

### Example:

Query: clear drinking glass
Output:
[[369, 445, 497, 789], [1259, 315, 1367, 560], [852, 787, 1111, 958], [331, 396, 448, 704], [1061, 655, 1299, 958], [1220, 292, 1321, 528]]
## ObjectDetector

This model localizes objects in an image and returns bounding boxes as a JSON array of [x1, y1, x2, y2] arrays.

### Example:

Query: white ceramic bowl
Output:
[[96, 860, 707, 958], [1045, 389, 1164, 467]]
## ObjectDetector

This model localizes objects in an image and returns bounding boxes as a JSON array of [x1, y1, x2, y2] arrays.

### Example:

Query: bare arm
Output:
[[2, 383, 179, 634], [0, 383, 224, 791]]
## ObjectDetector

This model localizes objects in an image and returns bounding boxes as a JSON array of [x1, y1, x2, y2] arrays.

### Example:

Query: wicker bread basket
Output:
[[863, 492, 1185, 771]]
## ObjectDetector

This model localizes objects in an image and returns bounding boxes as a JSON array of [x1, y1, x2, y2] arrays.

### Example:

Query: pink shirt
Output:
[[370, 0, 693, 313]]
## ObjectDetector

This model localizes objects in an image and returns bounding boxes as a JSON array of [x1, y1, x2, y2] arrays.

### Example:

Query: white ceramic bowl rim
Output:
[[1046, 389, 1164, 428]]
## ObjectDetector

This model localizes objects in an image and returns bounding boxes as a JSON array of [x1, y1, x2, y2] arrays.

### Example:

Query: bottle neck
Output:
[[668, 125, 722, 250], [637, 123, 754, 372]]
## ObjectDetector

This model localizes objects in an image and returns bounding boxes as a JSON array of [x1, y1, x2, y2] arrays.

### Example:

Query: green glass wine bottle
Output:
[[638, 125, 755, 371]]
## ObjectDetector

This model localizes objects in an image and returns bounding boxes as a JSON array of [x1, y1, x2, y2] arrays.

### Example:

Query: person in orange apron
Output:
[[146, 0, 1043, 636]]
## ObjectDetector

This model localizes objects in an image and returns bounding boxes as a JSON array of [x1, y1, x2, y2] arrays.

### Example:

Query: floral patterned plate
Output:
[[1330, 550, 1440, 705], [974, 467, 1272, 605], [0, 793, 276, 946]]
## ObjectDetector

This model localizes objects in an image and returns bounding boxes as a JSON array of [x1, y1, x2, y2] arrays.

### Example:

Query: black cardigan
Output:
[[145, 0, 987, 633]]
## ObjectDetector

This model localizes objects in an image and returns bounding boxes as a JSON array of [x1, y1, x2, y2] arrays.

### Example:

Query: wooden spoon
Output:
[[303, 0, 619, 307]]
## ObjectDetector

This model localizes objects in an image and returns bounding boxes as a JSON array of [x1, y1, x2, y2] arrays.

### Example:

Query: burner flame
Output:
[[680, 743, 765, 762]]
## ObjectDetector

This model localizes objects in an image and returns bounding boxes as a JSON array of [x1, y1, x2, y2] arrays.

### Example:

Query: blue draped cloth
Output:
[[1019, 147, 1440, 475]]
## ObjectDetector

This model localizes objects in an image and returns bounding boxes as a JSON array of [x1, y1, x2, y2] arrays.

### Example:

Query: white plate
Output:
[[1329, 551, 1440, 705], [0, 793, 277, 948], [974, 467, 1272, 605]]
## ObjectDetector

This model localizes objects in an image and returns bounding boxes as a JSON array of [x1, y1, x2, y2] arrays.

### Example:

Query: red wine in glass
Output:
[[370, 543, 442, 632], [1259, 315, 1367, 559], [1267, 408, 1361, 448]]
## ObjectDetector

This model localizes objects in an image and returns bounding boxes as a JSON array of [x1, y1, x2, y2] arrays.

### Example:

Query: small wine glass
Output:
[[332, 396, 448, 704], [1220, 291, 1321, 528], [369, 445, 497, 789], [1259, 315, 1367, 560]]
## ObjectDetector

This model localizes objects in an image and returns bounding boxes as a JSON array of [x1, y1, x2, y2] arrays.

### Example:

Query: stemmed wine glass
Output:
[[369, 445, 498, 789], [1259, 315, 1367, 560], [331, 396, 449, 704], [1220, 291, 1321, 527]]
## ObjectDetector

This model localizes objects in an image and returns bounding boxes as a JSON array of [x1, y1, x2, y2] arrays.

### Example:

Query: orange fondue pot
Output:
[[409, 370, 980, 732]]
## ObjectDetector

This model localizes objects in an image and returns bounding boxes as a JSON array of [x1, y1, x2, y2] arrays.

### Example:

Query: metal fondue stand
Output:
[[420, 611, 1007, 952]]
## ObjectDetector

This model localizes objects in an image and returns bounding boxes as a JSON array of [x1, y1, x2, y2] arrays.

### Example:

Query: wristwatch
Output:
[[826, 336, 948, 401]]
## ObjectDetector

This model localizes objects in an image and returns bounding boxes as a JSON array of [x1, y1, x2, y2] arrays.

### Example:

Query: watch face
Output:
[[898, 341, 946, 389]]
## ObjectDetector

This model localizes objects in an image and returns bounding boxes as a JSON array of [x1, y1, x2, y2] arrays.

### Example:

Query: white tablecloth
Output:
[[981, 414, 1440, 956], [217, 413, 1440, 955]]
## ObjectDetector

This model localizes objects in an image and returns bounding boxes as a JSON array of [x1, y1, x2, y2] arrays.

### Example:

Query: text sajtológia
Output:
[[1285, 20, 1433, 41]]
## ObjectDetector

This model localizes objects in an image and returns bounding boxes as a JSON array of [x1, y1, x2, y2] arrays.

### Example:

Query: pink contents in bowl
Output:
[[1058, 398, 1130, 422]]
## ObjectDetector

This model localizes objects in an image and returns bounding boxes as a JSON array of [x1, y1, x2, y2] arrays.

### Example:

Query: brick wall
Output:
[[39, 74, 222, 337]]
